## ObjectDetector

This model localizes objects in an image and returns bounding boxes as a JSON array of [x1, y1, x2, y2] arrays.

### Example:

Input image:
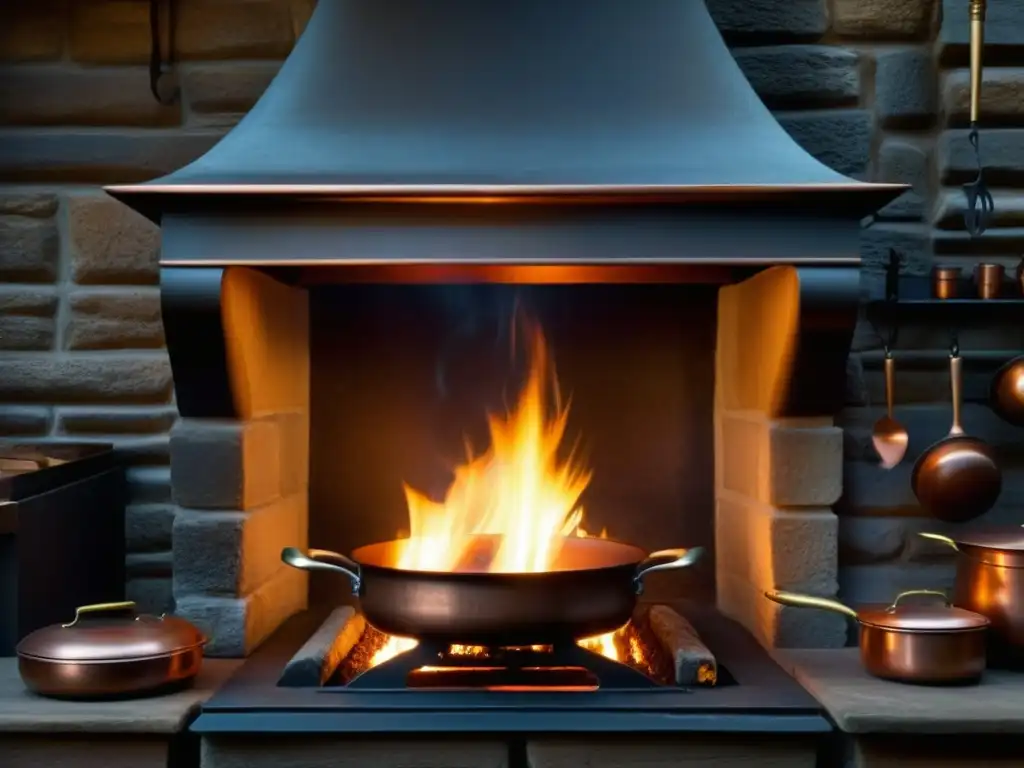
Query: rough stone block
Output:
[[846, 353, 868, 406], [175, 565, 307, 657], [939, 0, 1024, 60], [0, 215, 59, 282], [126, 550, 173, 578], [716, 495, 838, 594], [705, 0, 828, 40], [838, 517, 909, 565], [182, 62, 279, 116], [859, 223, 932, 300], [69, 0, 154, 64], [127, 465, 172, 504], [126, 503, 177, 553], [0, 128, 224, 184], [0, 3, 64, 61], [767, 419, 843, 506], [68, 194, 160, 285], [875, 50, 937, 127], [0, 285, 57, 350], [717, 572, 847, 649], [778, 110, 872, 176], [65, 287, 164, 350], [126, 577, 174, 616], [734, 45, 859, 109], [0, 192, 58, 217], [527, 738, 816, 768], [943, 68, 1024, 126], [173, 494, 305, 597], [278, 410, 309, 496], [34, 434, 170, 466], [202, 737, 509, 768], [875, 138, 929, 220], [174, 0, 293, 60], [0, 405, 51, 436], [0, 354, 173, 404], [718, 413, 843, 507], [937, 129, 1024, 185], [839, 563, 955, 606], [832, 0, 937, 39], [0, 65, 181, 126], [170, 417, 281, 510], [57, 405, 178, 434]]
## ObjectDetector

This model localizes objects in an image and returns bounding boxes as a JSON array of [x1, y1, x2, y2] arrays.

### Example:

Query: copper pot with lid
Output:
[[16, 601, 207, 699], [920, 529, 1024, 667], [765, 589, 989, 684]]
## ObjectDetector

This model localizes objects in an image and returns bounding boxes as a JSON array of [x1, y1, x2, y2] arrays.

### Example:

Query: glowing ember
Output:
[[371, 319, 622, 667]]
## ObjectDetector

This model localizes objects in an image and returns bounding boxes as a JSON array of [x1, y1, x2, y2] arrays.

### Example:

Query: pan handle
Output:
[[281, 547, 362, 596], [633, 546, 705, 596], [763, 590, 859, 619]]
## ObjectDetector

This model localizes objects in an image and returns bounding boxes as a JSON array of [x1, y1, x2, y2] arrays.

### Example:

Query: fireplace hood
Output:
[[105, 0, 904, 268]]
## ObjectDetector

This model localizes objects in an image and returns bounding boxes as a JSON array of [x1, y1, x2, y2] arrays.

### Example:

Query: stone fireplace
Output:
[[100, 0, 902, 659]]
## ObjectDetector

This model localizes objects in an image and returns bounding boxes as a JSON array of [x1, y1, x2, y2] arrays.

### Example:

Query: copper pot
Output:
[[15, 601, 207, 699], [920, 530, 1024, 668], [764, 589, 989, 685]]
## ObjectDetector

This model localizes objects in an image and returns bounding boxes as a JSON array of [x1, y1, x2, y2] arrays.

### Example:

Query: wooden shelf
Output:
[[866, 276, 1024, 327]]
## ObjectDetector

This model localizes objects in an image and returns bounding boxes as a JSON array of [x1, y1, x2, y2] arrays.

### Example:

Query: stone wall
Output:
[[1, 0, 1022, 647]]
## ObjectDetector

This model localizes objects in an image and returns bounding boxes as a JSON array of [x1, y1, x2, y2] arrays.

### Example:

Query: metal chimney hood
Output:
[[105, 0, 904, 268]]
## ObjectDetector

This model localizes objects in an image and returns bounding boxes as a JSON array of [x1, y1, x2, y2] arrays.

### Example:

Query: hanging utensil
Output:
[[764, 589, 989, 684], [963, 0, 993, 237], [990, 356, 1024, 426], [872, 347, 909, 469], [911, 341, 1001, 522]]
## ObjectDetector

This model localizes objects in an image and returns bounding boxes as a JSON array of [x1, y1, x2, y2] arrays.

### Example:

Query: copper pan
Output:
[[765, 589, 988, 685], [990, 356, 1024, 427], [16, 602, 207, 699], [911, 348, 1001, 522]]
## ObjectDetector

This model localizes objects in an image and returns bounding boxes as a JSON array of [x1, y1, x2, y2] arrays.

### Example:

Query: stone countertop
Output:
[[0, 657, 242, 734], [774, 648, 1024, 735]]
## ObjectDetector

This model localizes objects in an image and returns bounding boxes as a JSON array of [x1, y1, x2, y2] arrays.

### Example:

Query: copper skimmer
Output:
[[963, 0, 993, 237]]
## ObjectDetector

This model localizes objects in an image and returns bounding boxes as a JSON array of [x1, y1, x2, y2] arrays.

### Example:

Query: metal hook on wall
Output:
[[149, 0, 179, 105]]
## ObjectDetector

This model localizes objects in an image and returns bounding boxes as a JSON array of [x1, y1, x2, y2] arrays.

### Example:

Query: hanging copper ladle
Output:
[[963, 0, 993, 237]]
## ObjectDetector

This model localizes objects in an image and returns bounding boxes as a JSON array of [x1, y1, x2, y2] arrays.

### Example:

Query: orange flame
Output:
[[371, 320, 621, 666]]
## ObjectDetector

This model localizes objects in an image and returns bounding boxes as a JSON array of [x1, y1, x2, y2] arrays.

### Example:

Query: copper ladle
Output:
[[911, 344, 1001, 522], [872, 349, 908, 469]]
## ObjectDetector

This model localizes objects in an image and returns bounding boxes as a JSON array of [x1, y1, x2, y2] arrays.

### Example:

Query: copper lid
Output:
[[857, 590, 989, 633], [16, 602, 207, 662], [953, 527, 1024, 552]]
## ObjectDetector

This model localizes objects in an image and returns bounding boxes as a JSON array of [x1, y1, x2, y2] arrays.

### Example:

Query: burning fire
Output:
[[372, 320, 623, 667]]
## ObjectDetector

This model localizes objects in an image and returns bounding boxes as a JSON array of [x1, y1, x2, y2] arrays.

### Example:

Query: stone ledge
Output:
[[0, 657, 241, 734], [773, 647, 1024, 734], [527, 737, 817, 768], [202, 737, 510, 768]]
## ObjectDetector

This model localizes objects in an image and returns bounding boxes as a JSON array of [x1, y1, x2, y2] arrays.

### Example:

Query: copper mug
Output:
[[932, 266, 962, 299], [975, 263, 1005, 299]]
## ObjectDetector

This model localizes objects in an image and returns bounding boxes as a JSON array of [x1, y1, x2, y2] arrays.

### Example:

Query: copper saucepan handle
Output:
[[763, 589, 859, 619], [917, 532, 960, 552], [282, 547, 362, 596], [633, 546, 705, 596]]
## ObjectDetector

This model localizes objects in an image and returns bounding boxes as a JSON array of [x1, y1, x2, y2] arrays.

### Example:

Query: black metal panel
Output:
[[157, 206, 865, 267], [779, 266, 862, 418], [160, 267, 237, 419]]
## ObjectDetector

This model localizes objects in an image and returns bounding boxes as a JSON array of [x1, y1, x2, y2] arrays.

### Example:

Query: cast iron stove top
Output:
[[191, 601, 828, 736]]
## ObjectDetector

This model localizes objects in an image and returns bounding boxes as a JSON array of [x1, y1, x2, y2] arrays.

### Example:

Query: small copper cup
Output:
[[932, 266, 962, 299], [975, 263, 1005, 299]]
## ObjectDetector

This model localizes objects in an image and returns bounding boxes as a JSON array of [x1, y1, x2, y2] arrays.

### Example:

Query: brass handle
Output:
[[633, 546, 704, 596], [918, 532, 960, 552], [61, 601, 137, 628], [949, 352, 965, 436], [887, 589, 950, 612], [763, 590, 858, 619], [969, 0, 987, 125]]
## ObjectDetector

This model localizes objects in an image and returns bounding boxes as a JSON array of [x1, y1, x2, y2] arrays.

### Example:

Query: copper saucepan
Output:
[[16, 601, 207, 699], [911, 348, 1001, 523], [990, 355, 1024, 427], [920, 529, 1024, 667], [765, 589, 989, 684]]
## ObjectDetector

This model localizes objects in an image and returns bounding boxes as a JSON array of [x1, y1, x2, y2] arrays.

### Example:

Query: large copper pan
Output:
[[282, 535, 703, 646]]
